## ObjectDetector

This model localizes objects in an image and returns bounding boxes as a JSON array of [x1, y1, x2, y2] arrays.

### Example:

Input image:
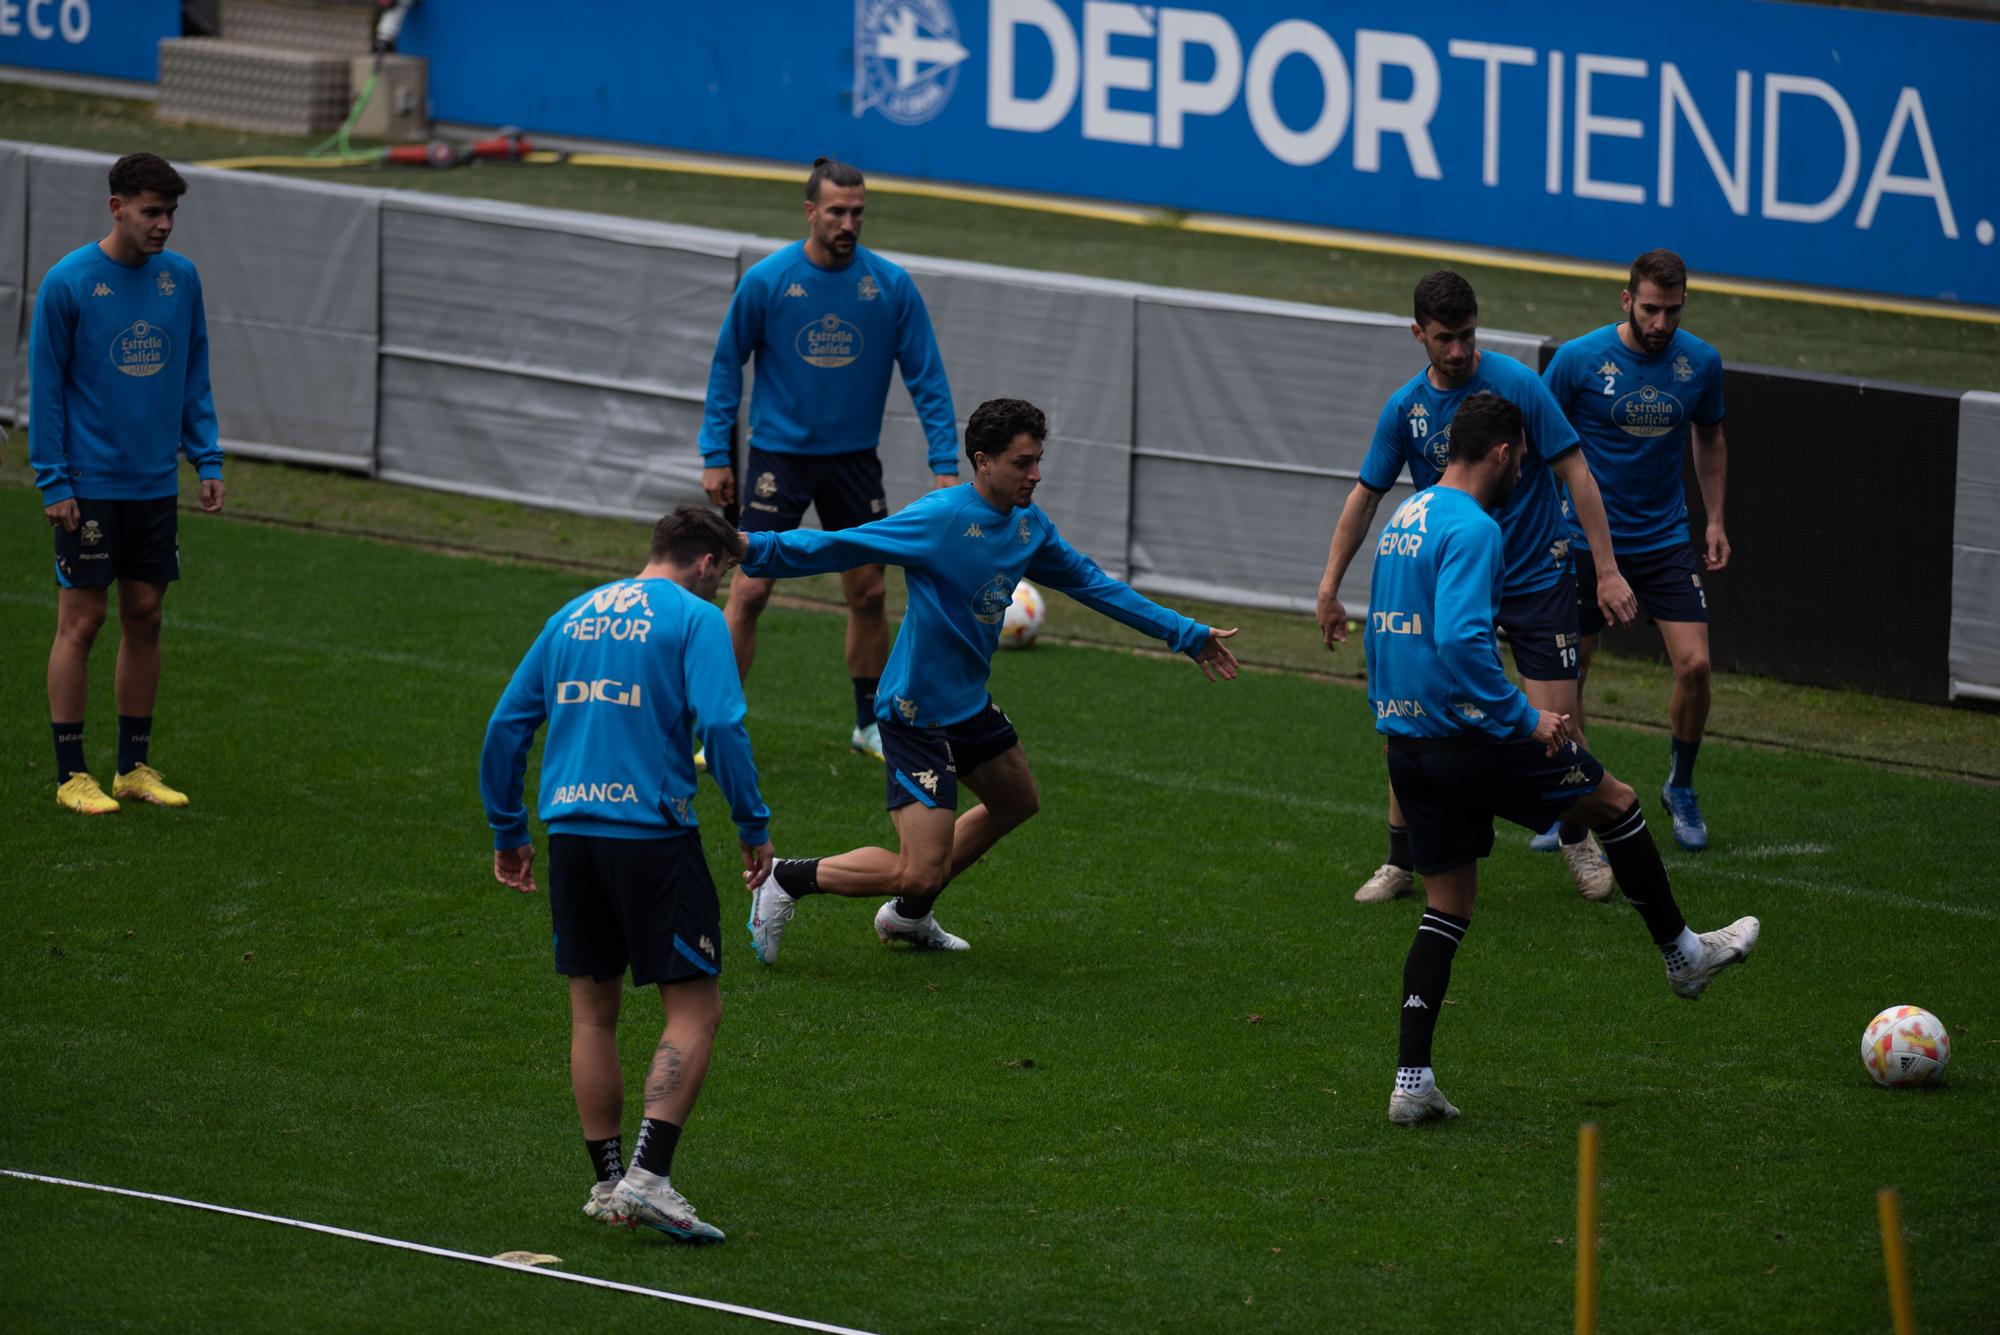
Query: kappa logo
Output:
[[755, 471, 778, 499], [963, 522, 985, 538], [671, 797, 693, 821], [698, 934, 716, 958], [1454, 702, 1488, 721], [563, 582, 655, 642], [858, 274, 881, 301], [1378, 491, 1434, 557], [1549, 536, 1572, 562], [1403, 995, 1429, 1010], [156, 269, 176, 297], [783, 283, 808, 298], [1560, 766, 1588, 786], [870, 497, 886, 513], [895, 695, 919, 721], [80, 519, 104, 548], [911, 767, 940, 794], [854, 0, 967, 127], [92, 283, 113, 298], [1597, 360, 1621, 378]]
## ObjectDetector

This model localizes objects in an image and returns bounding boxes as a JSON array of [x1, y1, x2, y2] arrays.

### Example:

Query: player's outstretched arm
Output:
[[1318, 483, 1386, 648], [1027, 528, 1216, 663], [739, 499, 943, 581], [1193, 627, 1241, 682]]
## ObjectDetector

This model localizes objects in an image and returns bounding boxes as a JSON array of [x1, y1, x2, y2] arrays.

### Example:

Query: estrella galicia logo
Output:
[[797, 313, 864, 368], [1612, 385, 1685, 439], [853, 0, 968, 127], [111, 320, 170, 378], [972, 572, 1014, 625], [1426, 424, 1452, 473]]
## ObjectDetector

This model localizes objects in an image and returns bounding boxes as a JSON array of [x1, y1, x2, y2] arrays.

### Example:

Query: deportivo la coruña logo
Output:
[[972, 572, 1014, 624], [156, 269, 176, 297], [797, 313, 864, 368], [853, 0, 967, 126], [80, 519, 103, 547], [1612, 384, 1685, 439], [110, 320, 170, 377]]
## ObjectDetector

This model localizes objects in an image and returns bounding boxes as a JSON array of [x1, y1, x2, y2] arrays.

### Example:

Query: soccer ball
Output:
[[999, 580, 1044, 649], [1861, 1006, 1950, 1087]]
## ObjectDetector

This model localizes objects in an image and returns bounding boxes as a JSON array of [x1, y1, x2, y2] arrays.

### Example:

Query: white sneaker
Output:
[[1354, 863, 1414, 904], [747, 875, 797, 966], [851, 722, 884, 762], [1561, 836, 1615, 902], [1668, 916, 1761, 1000], [1388, 1084, 1461, 1125], [583, 1179, 631, 1226], [612, 1166, 724, 1243], [873, 899, 969, 951]]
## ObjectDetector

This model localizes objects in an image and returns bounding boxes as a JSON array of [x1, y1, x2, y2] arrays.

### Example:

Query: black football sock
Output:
[[894, 878, 948, 921], [1386, 824, 1413, 872], [772, 857, 824, 897], [1397, 909, 1469, 1069], [586, 1135, 624, 1184], [853, 677, 880, 731], [1598, 803, 1691, 951], [52, 720, 86, 783], [1559, 823, 1589, 846], [117, 714, 153, 774], [1668, 736, 1701, 788], [631, 1117, 682, 1178]]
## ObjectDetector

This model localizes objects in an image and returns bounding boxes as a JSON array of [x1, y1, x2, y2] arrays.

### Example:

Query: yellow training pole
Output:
[[1877, 1187, 1916, 1335], [1576, 1122, 1600, 1335]]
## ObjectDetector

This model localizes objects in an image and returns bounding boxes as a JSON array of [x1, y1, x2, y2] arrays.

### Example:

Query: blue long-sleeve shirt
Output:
[[742, 485, 1207, 728], [480, 577, 770, 850], [698, 241, 958, 474], [29, 242, 222, 506], [1365, 485, 1537, 742], [1357, 350, 1579, 598]]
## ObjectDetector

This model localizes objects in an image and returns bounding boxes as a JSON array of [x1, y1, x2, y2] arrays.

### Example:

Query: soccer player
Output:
[[698, 156, 958, 763], [1316, 271, 1636, 903], [1543, 249, 1729, 850], [1363, 392, 1758, 1125], [30, 152, 223, 814], [479, 506, 774, 1244], [741, 397, 1239, 961]]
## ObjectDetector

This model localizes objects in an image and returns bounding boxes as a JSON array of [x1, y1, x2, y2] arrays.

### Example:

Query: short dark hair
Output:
[[1447, 392, 1524, 465], [806, 156, 865, 201], [1628, 248, 1687, 296], [108, 153, 186, 201], [651, 505, 746, 565], [964, 397, 1047, 466], [1413, 269, 1477, 329]]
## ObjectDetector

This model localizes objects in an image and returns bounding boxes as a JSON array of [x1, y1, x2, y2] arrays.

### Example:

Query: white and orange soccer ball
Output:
[[1000, 579, 1044, 649], [1861, 1006, 1950, 1088]]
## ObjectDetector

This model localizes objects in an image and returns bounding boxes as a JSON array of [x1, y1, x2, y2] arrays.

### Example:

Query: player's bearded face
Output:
[[809, 185, 865, 256], [1625, 281, 1685, 352], [1419, 319, 1477, 383]]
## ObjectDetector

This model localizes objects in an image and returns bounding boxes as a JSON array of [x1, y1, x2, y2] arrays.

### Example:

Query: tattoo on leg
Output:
[[644, 1038, 685, 1106]]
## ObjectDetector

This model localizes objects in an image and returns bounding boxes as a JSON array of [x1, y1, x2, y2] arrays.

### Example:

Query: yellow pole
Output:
[[1877, 1187, 1917, 1335], [1577, 1122, 1600, 1335]]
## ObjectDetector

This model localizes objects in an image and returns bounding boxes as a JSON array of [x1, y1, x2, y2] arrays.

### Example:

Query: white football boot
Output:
[[874, 900, 969, 951], [1668, 916, 1761, 1000], [747, 875, 797, 966], [583, 1179, 630, 1226], [1388, 1083, 1461, 1125], [1561, 835, 1616, 902], [612, 1166, 724, 1243], [1354, 863, 1414, 904], [850, 722, 884, 762]]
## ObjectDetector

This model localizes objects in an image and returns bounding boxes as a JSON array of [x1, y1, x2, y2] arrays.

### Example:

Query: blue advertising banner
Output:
[[0, 0, 177, 81], [423, 1, 1995, 306]]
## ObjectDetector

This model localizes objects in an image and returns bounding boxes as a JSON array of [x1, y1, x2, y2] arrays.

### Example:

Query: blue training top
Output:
[[1543, 323, 1726, 554], [742, 484, 1207, 729], [1357, 350, 1580, 599], [480, 577, 770, 850], [698, 241, 958, 475], [29, 242, 222, 505], [1366, 485, 1538, 743]]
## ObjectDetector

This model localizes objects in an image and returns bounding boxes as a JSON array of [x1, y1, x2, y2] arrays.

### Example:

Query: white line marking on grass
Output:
[[1724, 843, 1835, 859], [1689, 866, 1999, 922], [1, 1170, 879, 1335]]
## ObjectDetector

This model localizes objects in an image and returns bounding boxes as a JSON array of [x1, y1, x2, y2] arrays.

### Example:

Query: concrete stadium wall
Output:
[[3, 141, 1992, 702]]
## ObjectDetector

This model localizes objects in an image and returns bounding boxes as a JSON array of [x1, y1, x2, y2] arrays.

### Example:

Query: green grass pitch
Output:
[[1, 489, 1995, 1331]]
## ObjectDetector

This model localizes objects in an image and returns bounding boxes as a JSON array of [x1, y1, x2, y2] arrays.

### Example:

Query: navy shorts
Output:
[[1385, 734, 1605, 874], [1496, 565, 1581, 681], [53, 496, 179, 588], [740, 447, 888, 534], [1576, 543, 1709, 636], [879, 700, 1020, 812], [548, 832, 722, 986]]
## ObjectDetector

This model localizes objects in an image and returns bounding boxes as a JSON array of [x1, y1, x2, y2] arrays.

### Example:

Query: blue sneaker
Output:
[[1660, 785, 1709, 851], [1528, 821, 1562, 853]]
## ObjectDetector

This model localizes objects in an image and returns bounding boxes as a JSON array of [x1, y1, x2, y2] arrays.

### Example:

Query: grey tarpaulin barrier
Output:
[[1952, 391, 2000, 702], [377, 192, 753, 518], [732, 243, 1140, 576], [1131, 286, 1546, 612], [22, 146, 379, 472], [0, 142, 26, 424]]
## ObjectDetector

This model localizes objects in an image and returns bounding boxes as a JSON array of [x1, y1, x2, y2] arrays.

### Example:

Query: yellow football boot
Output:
[[113, 763, 190, 807], [56, 773, 120, 815]]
